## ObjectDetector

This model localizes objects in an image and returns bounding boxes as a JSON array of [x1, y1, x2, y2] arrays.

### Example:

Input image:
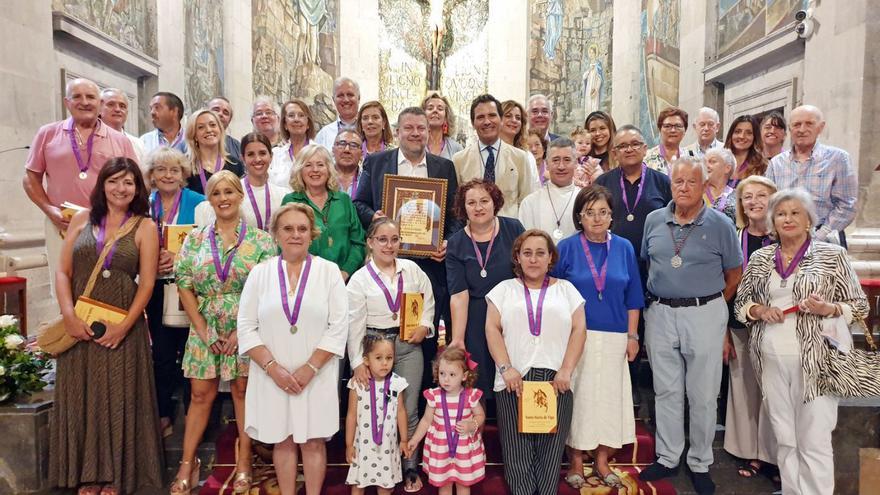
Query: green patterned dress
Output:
[[174, 221, 276, 380]]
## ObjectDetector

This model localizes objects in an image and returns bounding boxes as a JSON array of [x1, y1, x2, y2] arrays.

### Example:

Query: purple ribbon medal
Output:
[[198, 154, 223, 192], [95, 212, 133, 278], [366, 262, 403, 320], [620, 163, 646, 221], [209, 220, 247, 284], [244, 177, 272, 230], [441, 389, 466, 459], [278, 255, 311, 334], [151, 190, 182, 247], [774, 238, 810, 288], [580, 232, 611, 300], [67, 118, 97, 179], [468, 221, 498, 279], [369, 377, 392, 445], [522, 275, 550, 344]]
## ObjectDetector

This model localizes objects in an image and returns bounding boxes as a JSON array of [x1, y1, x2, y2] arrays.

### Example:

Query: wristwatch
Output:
[[627, 333, 639, 341], [498, 363, 512, 374]]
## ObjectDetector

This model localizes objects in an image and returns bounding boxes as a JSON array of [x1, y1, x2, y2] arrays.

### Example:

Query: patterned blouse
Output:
[[734, 241, 876, 401]]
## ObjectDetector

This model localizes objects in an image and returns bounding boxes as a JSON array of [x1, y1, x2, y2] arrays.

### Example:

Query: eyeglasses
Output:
[[529, 109, 551, 116], [613, 142, 645, 151], [334, 140, 361, 149], [695, 121, 717, 129], [371, 236, 400, 246], [661, 123, 685, 131], [579, 209, 612, 219], [253, 111, 276, 118]]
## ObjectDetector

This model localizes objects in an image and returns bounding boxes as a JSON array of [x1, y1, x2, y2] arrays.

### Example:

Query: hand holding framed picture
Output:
[[381, 175, 448, 257]]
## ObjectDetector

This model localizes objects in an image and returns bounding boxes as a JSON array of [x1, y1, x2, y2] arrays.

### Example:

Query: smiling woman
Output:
[[184, 109, 244, 195]]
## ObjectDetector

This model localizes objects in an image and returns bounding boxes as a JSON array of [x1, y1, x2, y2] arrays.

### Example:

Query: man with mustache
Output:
[[141, 91, 187, 154], [683, 107, 723, 158], [452, 94, 538, 218], [99, 88, 146, 167], [765, 104, 857, 247], [23, 77, 137, 292], [315, 77, 361, 150]]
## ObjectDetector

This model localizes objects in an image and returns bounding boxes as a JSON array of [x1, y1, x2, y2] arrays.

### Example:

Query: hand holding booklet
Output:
[[518, 381, 558, 433]]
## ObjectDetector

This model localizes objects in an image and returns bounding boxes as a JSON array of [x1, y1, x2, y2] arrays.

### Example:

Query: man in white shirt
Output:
[[683, 107, 723, 158], [140, 91, 187, 154], [452, 94, 538, 218], [314, 77, 361, 149], [518, 137, 579, 243], [99, 88, 146, 167]]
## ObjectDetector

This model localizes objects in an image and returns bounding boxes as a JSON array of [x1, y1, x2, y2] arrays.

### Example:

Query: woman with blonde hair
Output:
[[184, 109, 244, 194], [422, 91, 463, 159]]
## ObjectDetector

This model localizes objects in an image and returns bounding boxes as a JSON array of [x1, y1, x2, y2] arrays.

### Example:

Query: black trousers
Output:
[[145, 280, 190, 420]]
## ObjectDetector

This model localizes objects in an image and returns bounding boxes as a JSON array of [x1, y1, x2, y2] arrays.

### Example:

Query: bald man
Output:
[[765, 105, 857, 246], [100, 88, 146, 166], [23, 78, 137, 292]]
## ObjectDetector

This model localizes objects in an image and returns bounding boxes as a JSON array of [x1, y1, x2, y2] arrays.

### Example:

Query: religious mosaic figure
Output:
[[542, 0, 564, 60], [582, 44, 605, 115]]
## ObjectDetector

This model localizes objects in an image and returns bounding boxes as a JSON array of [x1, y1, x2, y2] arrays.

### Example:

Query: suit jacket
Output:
[[451, 140, 538, 218]]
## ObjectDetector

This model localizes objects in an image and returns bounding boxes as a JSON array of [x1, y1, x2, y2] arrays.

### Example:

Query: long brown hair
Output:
[[501, 100, 527, 149], [724, 115, 767, 178], [89, 157, 150, 225]]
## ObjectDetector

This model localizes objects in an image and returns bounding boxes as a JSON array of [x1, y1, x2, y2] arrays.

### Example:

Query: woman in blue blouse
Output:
[[143, 146, 205, 437], [552, 185, 644, 490], [446, 179, 525, 397]]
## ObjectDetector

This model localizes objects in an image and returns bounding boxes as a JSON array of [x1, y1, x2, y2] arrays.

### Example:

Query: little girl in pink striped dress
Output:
[[407, 347, 486, 494]]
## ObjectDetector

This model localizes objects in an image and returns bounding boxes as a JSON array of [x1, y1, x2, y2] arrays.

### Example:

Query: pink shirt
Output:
[[25, 119, 137, 207]]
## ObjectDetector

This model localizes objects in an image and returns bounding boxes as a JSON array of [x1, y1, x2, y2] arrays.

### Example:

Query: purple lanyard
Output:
[[579, 232, 611, 298], [369, 377, 392, 445], [468, 221, 498, 273], [539, 161, 547, 185], [774, 238, 810, 282], [741, 229, 772, 270], [347, 169, 360, 199], [522, 275, 550, 337], [95, 213, 132, 270], [244, 177, 271, 230], [620, 163, 646, 216], [704, 185, 730, 211], [151, 190, 183, 246], [366, 263, 403, 316], [441, 389, 466, 459], [208, 220, 247, 283], [160, 128, 184, 148], [658, 143, 678, 164], [362, 140, 386, 160], [278, 255, 312, 327], [67, 118, 97, 175], [198, 154, 223, 192], [287, 138, 310, 161]]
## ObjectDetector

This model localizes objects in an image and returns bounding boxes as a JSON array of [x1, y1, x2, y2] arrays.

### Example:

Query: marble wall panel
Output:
[[717, 0, 808, 58], [184, 0, 225, 113], [638, 0, 680, 146], [52, 0, 157, 57]]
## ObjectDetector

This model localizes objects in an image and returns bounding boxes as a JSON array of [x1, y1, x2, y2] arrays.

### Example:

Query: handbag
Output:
[[37, 217, 140, 356], [162, 282, 190, 327]]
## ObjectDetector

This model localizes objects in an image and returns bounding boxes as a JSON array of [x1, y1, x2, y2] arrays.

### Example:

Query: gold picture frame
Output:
[[381, 175, 448, 258]]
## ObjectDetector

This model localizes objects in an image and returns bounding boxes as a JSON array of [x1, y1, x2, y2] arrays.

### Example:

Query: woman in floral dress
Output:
[[170, 170, 276, 494]]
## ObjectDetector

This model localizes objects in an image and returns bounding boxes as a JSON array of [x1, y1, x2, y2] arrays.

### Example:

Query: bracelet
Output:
[[498, 363, 512, 374], [263, 359, 277, 372], [627, 333, 639, 341], [306, 361, 320, 374]]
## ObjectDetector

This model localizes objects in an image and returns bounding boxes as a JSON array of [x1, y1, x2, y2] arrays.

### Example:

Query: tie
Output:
[[484, 145, 496, 183]]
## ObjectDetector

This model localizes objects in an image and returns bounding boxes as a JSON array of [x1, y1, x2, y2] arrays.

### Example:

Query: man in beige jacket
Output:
[[452, 94, 538, 218]]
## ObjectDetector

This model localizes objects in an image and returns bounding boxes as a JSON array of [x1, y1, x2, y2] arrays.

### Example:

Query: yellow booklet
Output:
[[399, 292, 424, 341], [164, 224, 196, 254], [518, 381, 558, 433], [59, 202, 88, 238], [74, 296, 127, 325]]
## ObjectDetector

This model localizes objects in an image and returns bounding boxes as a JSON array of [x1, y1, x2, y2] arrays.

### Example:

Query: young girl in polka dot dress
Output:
[[345, 334, 411, 494], [408, 347, 487, 494]]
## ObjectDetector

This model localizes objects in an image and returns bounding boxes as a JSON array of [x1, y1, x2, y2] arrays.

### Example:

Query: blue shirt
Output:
[[140, 128, 188, 154], [552, 232, 644, 333], [641, 202, 742, 299]]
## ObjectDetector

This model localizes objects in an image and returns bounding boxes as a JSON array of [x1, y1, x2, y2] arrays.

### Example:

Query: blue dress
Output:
[[446, 216, 525, 395], [551, 232, 644, 332]]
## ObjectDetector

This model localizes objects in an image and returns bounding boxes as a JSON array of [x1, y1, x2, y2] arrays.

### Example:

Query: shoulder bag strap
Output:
[[81, 216, 141, 298]]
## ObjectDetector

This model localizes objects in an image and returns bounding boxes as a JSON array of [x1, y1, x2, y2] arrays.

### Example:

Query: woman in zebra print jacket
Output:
[[734, 188, 876, 495]]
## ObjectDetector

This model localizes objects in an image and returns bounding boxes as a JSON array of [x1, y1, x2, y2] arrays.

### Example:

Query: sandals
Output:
[[602, 472, 625, 489], [564, 473, 586, 489], [737, 460, 761, 478], [169, 457, 201, 494], [232, 470, 252, 494], [403, 468, 423, 492]]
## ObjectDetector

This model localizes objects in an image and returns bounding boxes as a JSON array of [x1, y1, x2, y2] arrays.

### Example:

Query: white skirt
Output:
[[567, 330, 635, 451]]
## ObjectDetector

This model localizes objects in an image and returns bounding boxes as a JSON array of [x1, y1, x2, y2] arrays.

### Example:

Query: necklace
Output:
[[547, 184, 575, 240]]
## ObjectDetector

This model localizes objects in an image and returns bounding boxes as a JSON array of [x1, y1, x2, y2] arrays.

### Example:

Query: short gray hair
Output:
[[251, 95, 280, 118], [65, 78, 99, 99], [696, 107, 720, 123], [527, 94, 553, 113], [333, 77, 360, 97], [704, 148, 736, 170], [547, 137, 575, 155], [144, 146, 191, 186], [670, 156, 708, 182], [100, 87, 127, 101], [766, 188, 819, 235]]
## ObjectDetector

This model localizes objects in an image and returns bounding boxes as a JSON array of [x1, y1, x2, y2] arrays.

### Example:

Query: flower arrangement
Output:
[[0, 315, 51, 403]]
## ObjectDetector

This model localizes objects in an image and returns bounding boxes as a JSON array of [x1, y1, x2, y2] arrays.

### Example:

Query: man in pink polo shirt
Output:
[[22, 77, 137, 292]]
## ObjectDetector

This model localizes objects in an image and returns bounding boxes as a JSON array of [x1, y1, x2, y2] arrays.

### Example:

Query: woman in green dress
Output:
[[170, 170, 276, 494], [281, 143, 366, 282]]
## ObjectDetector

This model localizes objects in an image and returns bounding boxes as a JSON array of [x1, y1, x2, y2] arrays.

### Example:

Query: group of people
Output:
[[22, 74, 875, 495]]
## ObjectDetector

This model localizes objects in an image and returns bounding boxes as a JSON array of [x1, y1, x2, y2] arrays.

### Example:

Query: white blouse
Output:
[[237, 255, 349, 443], [193, 180, 289, 231], [346, 258, 436, 369], [268, 143, 296, 189], [760, 270, 799, 357], [486, 278, 585, 392]]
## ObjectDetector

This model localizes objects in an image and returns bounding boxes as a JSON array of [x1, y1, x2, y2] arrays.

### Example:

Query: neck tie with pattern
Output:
[[484, 145, 496, 183]]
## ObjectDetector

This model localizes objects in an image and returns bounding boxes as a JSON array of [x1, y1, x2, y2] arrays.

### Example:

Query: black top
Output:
[[186, 156, 245, 195], [729, 230, 774, 329]]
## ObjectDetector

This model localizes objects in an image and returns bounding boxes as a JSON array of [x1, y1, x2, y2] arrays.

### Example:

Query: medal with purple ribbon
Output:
[[620, 163, 646, 221], [278, 255, 311, 334], [209, 220, 247, 284], [774, 237, 810, 288], [347, 169, 360, 199], [741, 229, 772, 270], [95, 212, 132, 278], [704, 185, 731, 212], [369, 377, 392, 445], [441, 389, 466, 459], [580, 232, 611, 300], [198, 154, 223, 192], [523, 275, 550, 344], [244, 177, 271, 230], [288, 138, 309, 161], [361, 140, 386, 159], [151, 190, 182, 247], [67, 118, 98, 180], [468, 220, 498, 278], [366, 262, 403, 320]]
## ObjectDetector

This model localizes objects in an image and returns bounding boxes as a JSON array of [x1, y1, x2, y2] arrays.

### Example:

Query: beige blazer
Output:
[[451, 140, 538, 218]]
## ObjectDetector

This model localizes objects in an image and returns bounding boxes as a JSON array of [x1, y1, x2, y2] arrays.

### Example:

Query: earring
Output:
[[442, 121, 448, 134]]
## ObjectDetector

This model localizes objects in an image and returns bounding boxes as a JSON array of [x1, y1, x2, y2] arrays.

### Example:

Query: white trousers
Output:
[[761, 352, 838, 495], [44, 216, 64, 298]]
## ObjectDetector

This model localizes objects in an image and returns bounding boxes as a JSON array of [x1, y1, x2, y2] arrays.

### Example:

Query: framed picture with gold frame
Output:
[[381, 175, 447, 258]]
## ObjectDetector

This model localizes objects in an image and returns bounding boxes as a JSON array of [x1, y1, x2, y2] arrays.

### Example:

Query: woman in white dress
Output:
[[237, 202, 349, 495], [195, 133, 289, 230]]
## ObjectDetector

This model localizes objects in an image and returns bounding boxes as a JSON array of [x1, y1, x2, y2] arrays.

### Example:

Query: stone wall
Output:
[[183, 0, 225, 113]]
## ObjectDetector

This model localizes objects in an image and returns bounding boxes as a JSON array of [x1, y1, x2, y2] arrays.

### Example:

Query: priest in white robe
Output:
[[518, 137, 580, 244]]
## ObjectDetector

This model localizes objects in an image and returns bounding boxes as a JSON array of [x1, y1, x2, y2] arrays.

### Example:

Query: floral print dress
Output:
[[175, 221, 276, 380]]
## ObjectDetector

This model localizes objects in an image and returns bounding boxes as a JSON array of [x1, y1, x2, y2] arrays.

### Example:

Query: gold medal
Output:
[[391, 312, 398, 321], [290, 325, 298, 334]]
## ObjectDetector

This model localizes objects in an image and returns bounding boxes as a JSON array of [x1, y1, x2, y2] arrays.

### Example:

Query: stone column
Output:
[[154, 0, 186, 105], [610, 0, 641, 126], [224, 0, 254, 139], [339, 0, 380, 100], [487, 0, 528, 102]]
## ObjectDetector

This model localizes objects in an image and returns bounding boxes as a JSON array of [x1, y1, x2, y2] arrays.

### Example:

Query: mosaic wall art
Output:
[[528, 0, 614, 134], [377, 0, 489, 145], [184, 0, 225, 113], [53, 0, 157, 57], [717, 0, 809, 58], [252, 0, 340, 126], [638, 0, 680, 146]]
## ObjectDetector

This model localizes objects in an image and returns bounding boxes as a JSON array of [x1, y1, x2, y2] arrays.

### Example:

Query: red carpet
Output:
[[199, 422, 673, 494]]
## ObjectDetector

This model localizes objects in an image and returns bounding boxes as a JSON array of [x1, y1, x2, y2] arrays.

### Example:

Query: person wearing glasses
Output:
[[683, 107, 723, 159], [251, 96, 282, 147], [332, 129, 365, 199], [645, 107, 689, 174], [268, 99, 318, 188], [281, 144, 366, 283]]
